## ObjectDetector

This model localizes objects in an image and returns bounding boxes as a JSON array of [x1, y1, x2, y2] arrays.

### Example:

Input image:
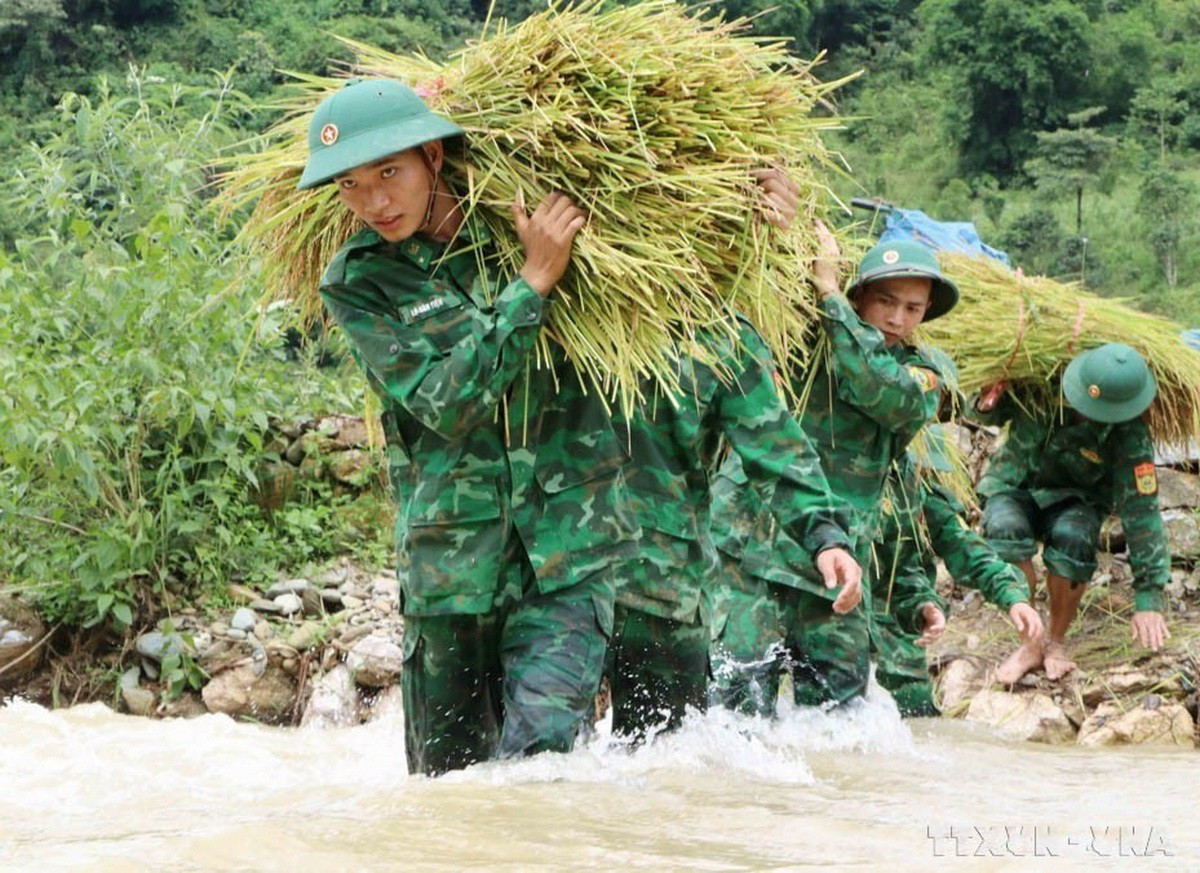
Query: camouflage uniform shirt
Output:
[[319, 225, 639, 616], [621, 322, 852, 622], [875, 457, 1029, 635], [714, 294, 942, 583]]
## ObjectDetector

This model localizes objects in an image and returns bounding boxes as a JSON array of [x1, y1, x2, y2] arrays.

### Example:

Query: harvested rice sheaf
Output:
[[219, 0, 854, 411], [921, 253, 1200, 447]]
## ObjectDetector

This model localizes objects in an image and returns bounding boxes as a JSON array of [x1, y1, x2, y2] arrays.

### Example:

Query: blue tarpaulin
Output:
[[876, 207, 1011, 265], [1181, 329, 1200, 352]]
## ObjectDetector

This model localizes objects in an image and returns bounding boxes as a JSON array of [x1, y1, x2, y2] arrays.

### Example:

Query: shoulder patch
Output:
[[1134, 462, 1157, 496], [908, 366, 939, 393], [1080, 448, 1102, 464]]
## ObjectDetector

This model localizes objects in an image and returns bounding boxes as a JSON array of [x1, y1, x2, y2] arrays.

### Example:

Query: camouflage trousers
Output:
[[871, 614, 938, 718], [982, 492, 1102, 583], [400, 546, 613, 776], [709, 565, 871, 716], [606, 604, 710, 740]]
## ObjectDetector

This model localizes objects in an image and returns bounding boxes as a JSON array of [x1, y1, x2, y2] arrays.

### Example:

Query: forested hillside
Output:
[[3, 0, 1198, 317]]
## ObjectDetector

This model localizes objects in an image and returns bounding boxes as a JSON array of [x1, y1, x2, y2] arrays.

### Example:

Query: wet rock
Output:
[[230, 608, 258, 633], [934, 658, 987, 711], [135, 631, 191, 663], [274, 593, 303, 616], [965, 691, 1076, 744], [1077, 699, 1196, 747], [265, 579, 311, 599], [159, 692, 208, 719], [1156, 468, 1200, 510], [120, 667, 157, 717], [363, 685, 405, 723], [201, 663, 296, 724], [1080, 667, 1182, 707], [300, 664, 360, 728], [0, 599, 47, 685], [227, 628, 248, 641], [347, 635, 404, 688]]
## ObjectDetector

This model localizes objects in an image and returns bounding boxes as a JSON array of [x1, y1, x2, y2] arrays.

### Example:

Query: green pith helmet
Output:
[[297, 78, 464, 190], [848, 239, 960, 321], [1062, 342, 1157, 423]]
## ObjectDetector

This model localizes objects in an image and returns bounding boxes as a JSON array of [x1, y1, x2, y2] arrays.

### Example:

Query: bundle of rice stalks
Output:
[[218, 0, 852, 412], [907, 422, 977, 511], [920, 253, 1200, 447]]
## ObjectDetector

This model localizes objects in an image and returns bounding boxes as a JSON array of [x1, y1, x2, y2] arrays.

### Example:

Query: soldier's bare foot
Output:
[[995, 640, 1044, 685], [1043, 642, 1077, 680]]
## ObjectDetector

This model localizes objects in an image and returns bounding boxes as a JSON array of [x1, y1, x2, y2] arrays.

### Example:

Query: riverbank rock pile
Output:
[[117, 558, 405, 726], [254, 413, 382, 510]]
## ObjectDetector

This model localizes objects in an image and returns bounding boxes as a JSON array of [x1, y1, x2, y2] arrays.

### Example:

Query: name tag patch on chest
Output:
[[1080, 448, 1102, 464], [1134, 462, 1158, 496], [401, 295, 458, 323]]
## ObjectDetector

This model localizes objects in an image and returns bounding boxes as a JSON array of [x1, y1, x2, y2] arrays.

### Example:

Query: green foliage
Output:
[[158, 620, 208, 700], [0, 75, 388, 631], [997, 207, 1069, 276], [921, 0, 1092, 176], [1024, 107, 1119, 236], [1136, 162, 1197, 293]]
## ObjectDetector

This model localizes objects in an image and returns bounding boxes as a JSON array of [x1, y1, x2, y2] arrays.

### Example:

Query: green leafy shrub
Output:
[[0, 72, 388, 631]]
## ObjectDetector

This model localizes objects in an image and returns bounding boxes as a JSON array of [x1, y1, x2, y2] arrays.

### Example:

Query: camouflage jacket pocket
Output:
[[400, 477, 506, 608], [407, 474, 503, 527], [533, 425, 629, 494], [402, 281, 472, 355]]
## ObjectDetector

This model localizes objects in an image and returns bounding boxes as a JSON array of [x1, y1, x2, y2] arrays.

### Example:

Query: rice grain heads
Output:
[[218, 0, 853, 411], [922, 253, 1200, 447]]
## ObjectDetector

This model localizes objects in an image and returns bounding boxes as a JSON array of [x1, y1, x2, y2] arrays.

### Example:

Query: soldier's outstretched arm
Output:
[[1111, 421, 1171, 649], [924, 484, 1030, 610]]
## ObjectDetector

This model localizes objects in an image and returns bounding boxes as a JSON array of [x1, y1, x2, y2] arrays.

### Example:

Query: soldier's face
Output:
[[334, 143, 442, 242], [852, 277, 932, 346]]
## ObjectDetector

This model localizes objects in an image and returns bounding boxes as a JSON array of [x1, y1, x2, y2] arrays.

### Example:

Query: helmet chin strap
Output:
[[416, 147, 440, 235]]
